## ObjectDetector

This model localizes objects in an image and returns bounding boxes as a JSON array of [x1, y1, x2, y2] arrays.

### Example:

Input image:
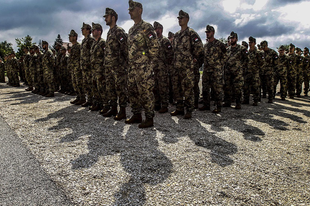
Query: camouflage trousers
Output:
[[105, 65, 127, 108], [260, 68, 274, 100], [60, 67, 70, 91], [29, 67, 37, 88], [303, 73, 310, 95], [193, 65, 200, 105], [154, 62, 169, 108], [92, 65, 107, 107], [243, 71, 260, 102], [11, 70, 19, 86], [0, 65, 5, 82], [274, 70, 287, 99], [82, 65, 93, 102], [295, 68, 303, 95], [172, 65, 195, 112], [224, 67, 244, 104], [36, 67, 44, 91], [25, 67, 32, 87], [202, 67, 224, 107], [43, 68, 54, 93], [128, 64, 155, 118], [72, 65, 85, 100]]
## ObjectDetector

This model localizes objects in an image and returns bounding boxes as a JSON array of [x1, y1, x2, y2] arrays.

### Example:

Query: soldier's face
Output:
[[105, 15, 112, 26], [155, 28, 162, 37], [289, 47, 295, 54], [178, 17, 188, 27], [304, 49, 309, 56], [129, 7, 141, 20], [206, 31, 214, 40], [230, 37, 237, 46], [279, 50, 284, 56], [42, 44, 47, 50]]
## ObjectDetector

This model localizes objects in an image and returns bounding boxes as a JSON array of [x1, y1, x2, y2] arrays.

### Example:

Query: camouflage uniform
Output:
[[28, 49, 37, 90], [54, 45, 62, 91], [24, 51, 31, 86], [173, 13, 203, 113], [9, 54, 20, 87], [35, 49, 45, 94], [260, 41, 278, 101], [127, 19, 158, 118], [59, 48, 70, 92], [68, 31, 84, 101], [287, 52, 297, 98], [201, 25, 226, 111], [303, 50, 310, 96], [244, 40, 261, 104], [42, 42, 55, 94], [80, 23, 96, 104], [224, 32, 248, 107], [168, 31, 175, 103], [105, 19, 128, 109], [0, 59, 5, 83], [295, 48, 304, 96], [153, 21, 174, 110], [275, 47, 288, 100], [90, 23, 106, 109]]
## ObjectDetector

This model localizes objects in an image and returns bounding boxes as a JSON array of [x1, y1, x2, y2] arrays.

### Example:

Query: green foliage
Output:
[[219, 37, 228, 45], [15, 35, 34, 58], [0, 41, 13, 61]]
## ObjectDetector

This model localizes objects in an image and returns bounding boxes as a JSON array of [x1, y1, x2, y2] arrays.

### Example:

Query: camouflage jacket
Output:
[[303, 55, 310, 74], [127, 20, 159, 66], [60, 54, 68, 72], [36, 51, 43, 72], [262, 48, 278, 72], [203, 38, 226, 72], [42, 49, 54, 71], [29, 54, 37, 71], [81, 35, 95, 67], [247, 47, 262, 74], [23, 52, 31, 69], [225, 44, 248, 73], [173, 27, 203, 68], [68, 43, 80, 72], [105, 25, 128, 67], [296, 55, 304, 74], [90, 37, 105, 69], [277, 54, 288, 76], [154, 35, 173, 66], [287, 53, 297, 77]]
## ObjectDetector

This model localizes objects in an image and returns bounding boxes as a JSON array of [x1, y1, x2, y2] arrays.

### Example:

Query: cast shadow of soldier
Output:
[[36, 105, 173, 206]]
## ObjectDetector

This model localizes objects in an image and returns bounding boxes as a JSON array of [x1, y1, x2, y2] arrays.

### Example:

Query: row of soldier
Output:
[[1, 0, 310, 128]]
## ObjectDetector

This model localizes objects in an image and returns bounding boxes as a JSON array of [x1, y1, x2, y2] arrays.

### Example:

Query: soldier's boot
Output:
[[25, 86, 33, 91], [32, 88, 39, 94], [267, 99, 273, 103], [223, 102, 231, 107], [252, 100, 258, 106], [38, 89, 45, 95], [70, 97, 79, 104], [199, 104, 210, 111], [81, 101, 92, 107], [103, 106, 118, 117], [138, 118, 154, 128], [212, 102, 222, 113], [194, 100, 199, 109], [242, 97, 249, 104], [235, 99, 241, 109], [42, 90, 49, 96], [90, 103, 101, 111], [45, 92, 54, 97], [183, 111, 192, 119], [99, 106, 110, 115], [154, 104, 161, 111], [75, 99, 86, 105], [114, 107, 126, 120], [125, 113, 142, 124], [158, 106, 168, 113], [170, 109, 184, 116]]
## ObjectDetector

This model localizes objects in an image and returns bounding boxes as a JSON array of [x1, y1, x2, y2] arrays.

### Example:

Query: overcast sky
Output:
[[1, 0, 309, 51]]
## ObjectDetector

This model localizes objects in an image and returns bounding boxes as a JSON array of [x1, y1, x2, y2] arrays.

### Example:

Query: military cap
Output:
[[278, 45, 285, 51], [153, 21, 163, 29], [249, 36, 256, 44], [304, 47, 309, 52], [128, 0, 142, 10], [30, 44, 38, 50], [81, 22, 91, 30], [42, 40, 48, 45], [69, 30, 78, 37], [178, 10, 189, 19], [260, 40, 268, 48], [92, 22, 102, 31], [229, 31, 238, 39], [103, 8, 118, 18], [205, 25, 215, 33], [168, 31, 174, 39], [242, 41, 248, 48], [289, 43, 295, 48]]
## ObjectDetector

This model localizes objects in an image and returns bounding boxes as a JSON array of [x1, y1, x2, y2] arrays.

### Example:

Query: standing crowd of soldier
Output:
[[1, 0, 310, 129]]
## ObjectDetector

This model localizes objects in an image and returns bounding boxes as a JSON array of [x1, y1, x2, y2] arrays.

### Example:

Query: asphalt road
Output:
[[0, 116, 72, 206]]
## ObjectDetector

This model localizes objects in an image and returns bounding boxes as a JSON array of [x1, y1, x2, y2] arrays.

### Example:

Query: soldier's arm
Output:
[[144, 24, 159, 60], [163, 38, 174, 64], [190, 30, 204, 65]]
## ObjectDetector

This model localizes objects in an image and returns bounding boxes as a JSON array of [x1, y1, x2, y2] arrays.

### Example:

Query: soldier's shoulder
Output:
[[141, 21, 154, 30]]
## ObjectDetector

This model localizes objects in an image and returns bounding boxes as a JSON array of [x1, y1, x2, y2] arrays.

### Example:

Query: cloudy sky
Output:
[[0, 0, 309, 51]]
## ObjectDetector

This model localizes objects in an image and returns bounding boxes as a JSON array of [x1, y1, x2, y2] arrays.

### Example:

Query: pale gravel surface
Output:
[[0, 82, 310, 205]]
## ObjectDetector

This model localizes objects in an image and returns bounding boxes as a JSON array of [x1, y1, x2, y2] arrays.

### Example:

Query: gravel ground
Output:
[[0, 82, 310, 205]]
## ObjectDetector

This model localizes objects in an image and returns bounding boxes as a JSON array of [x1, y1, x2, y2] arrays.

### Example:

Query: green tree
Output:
[[0, 41, 13, 61], [15, 35, 34, 59], [53, 34, 63, 49], [219, 37, 228, 45]]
